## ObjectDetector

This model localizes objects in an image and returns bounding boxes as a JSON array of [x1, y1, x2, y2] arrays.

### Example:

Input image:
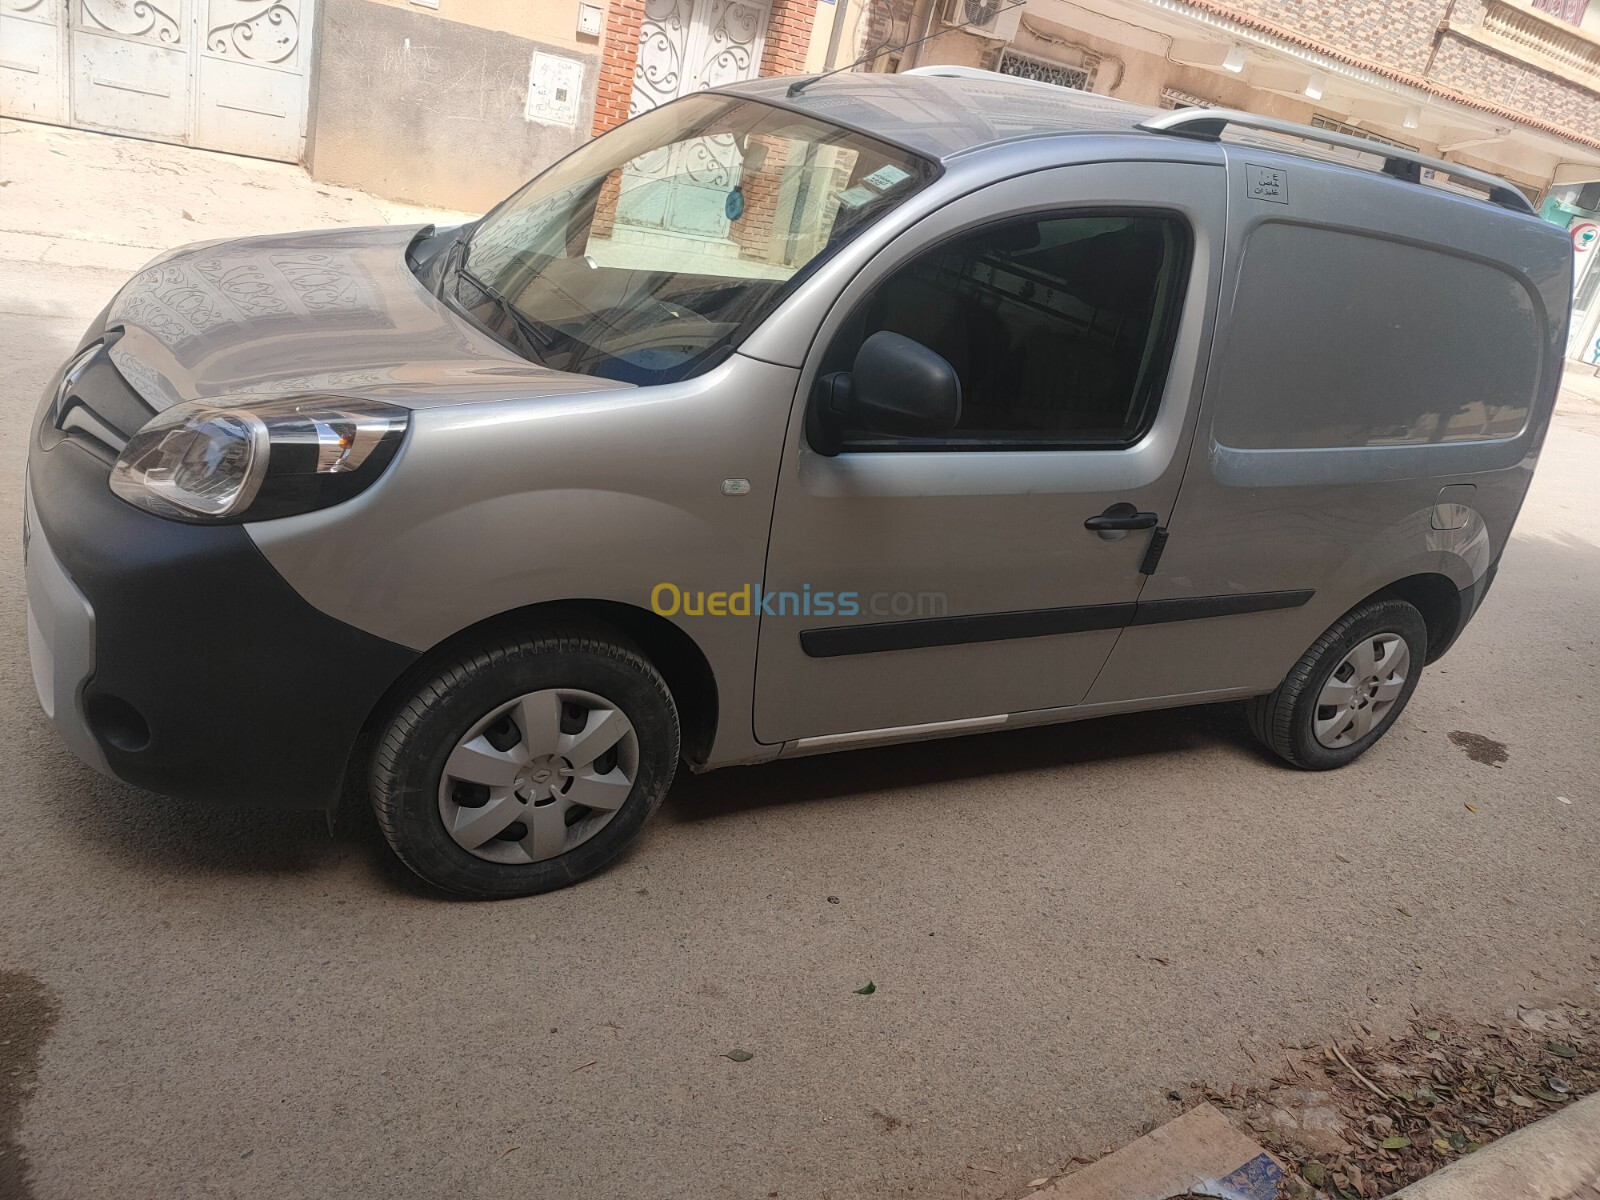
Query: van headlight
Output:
[[109, 395, 408, 522]]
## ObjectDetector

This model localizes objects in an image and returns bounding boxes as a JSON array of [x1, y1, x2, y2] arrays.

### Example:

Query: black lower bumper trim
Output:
[[29, 436, 418, 810], [1433, 559, 1499, 662]]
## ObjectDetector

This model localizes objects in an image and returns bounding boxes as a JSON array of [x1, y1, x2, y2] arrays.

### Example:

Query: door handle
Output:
[[1085, 503, 1159, 532]]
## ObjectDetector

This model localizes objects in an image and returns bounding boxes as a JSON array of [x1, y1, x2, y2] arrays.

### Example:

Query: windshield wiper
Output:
[[452, 259, 559, 362]]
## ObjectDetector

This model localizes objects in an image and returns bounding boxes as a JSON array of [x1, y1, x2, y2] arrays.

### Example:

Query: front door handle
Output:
[[1085, 503, 1159, 533]]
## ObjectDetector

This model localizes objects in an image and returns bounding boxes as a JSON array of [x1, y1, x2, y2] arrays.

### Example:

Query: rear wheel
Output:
[[1248, 598, 1427, 770], [371, 627, 680, 898]]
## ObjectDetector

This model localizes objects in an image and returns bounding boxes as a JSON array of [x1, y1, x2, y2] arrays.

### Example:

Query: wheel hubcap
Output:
[[516, 755, 567, 797], [437, 688, 639, 865], [1312, 633, 1410, 749]]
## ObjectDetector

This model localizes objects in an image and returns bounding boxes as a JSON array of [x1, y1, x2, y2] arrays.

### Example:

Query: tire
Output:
[[371, 625, 680, 898], [1247, 597, 1428, 770]]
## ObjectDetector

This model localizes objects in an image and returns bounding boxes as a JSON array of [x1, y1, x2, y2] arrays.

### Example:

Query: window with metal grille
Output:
[[1309, 113, 1418, 152], [1160, 87, 1217, 110], [995, 50, 1092, 91]]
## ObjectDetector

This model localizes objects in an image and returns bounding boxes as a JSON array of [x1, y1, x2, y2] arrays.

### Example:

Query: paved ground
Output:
[[1, 119, 1597, 1200]]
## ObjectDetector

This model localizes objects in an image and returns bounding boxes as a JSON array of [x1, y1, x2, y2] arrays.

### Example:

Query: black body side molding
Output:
[[798, 590, 1315, 658], [1128, 589, 1314, 626], [799, 603, 1137, 658]]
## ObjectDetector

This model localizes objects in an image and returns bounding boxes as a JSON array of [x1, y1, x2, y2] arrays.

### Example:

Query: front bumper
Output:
[[24, 482, 110, 779], [25, 347, 419, 810]]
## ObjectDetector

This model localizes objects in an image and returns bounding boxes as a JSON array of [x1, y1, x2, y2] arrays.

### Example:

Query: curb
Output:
[[1388, 1091, 1600, 1199], [1018, 1104, 1285, 1200]]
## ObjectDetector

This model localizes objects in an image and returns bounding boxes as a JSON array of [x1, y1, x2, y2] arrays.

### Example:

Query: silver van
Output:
[[25, 68, 1569, 897]]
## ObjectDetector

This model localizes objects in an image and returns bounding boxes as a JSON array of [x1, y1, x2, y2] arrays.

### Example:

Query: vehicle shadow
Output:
[[663, 700, 1265, 824], [21, 738, 450, 897], [28, 695, 1262, 892]]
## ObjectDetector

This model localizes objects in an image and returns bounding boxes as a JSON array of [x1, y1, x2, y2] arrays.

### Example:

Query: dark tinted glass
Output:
[[1212, 223, 1537, 449], [835, 213, 1190, 449]]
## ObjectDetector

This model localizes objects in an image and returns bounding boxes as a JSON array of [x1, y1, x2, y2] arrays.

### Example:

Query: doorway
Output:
[[615, 0, 774, 245]]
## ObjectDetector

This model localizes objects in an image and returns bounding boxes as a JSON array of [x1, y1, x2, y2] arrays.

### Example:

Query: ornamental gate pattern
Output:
[[616, 0, 773, 241], [0, 0, 313, 161], [630, 0, 771, 116]]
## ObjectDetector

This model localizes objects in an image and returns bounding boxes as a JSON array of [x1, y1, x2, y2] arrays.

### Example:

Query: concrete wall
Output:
[[307, 0, 598, 212]]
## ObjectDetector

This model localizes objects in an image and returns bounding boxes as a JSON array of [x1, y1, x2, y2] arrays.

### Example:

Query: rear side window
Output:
[[1213, 224, 1540, 449], [829, 212, 1191, 450]]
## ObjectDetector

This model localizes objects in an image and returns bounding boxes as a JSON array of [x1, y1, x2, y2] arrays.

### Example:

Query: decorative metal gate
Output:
[[630, 0, 771, 117], [0, 0, 313, 162], [616, 0, 772, 241]]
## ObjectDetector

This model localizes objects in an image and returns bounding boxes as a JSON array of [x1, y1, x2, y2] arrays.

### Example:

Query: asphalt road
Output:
[[1, 119, 1597, 1200]]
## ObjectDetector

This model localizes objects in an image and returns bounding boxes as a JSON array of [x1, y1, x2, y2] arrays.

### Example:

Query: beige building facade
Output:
[[834, 0, 1600, 358]]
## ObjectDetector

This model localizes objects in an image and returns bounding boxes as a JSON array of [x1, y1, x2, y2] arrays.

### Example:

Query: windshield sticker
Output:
[[725, 187, 746, 221], [862, 163, 912, 191]]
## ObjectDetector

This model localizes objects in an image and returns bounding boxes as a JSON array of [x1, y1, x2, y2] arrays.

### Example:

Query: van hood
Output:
[[104, 225, 627, 412]]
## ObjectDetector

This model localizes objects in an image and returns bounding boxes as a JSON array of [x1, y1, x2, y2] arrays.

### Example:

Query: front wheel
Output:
[[370, 627, 680, 898], [1248, 597, 1427, 770]]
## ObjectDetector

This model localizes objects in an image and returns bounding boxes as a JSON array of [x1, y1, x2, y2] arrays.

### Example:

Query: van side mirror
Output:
[[807, 331, 963, 457]]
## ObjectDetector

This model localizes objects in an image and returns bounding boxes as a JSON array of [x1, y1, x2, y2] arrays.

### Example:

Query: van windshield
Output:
[[454, 94, 937, 384]]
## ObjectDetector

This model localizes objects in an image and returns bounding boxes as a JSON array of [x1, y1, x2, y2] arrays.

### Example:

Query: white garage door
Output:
[[0, 0, 313, 162]]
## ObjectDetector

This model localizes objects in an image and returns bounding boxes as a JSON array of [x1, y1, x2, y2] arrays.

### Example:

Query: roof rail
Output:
[[1137, 108, 1533, 215]]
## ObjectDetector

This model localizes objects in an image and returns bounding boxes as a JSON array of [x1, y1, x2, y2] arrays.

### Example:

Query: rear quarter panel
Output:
[[1085, 145, 1570, 704]]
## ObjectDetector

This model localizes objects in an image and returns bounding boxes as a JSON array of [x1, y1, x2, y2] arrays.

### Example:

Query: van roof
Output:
[[725, 68, 1535, 215], [725, 68, 1164, 161]]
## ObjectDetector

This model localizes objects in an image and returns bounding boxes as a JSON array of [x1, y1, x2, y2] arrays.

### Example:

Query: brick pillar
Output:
[[590, 171, 623, 239], [729, 135, 790, 261], [857, 0, 922, 66], [732, 0, 823, 265], [588, 0, 647, 237], [593, 0, 647, 138], [759, 0, 822, 76]]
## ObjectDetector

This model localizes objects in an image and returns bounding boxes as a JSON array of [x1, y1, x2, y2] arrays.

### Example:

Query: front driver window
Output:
[[832, 212, 1191, 450]]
